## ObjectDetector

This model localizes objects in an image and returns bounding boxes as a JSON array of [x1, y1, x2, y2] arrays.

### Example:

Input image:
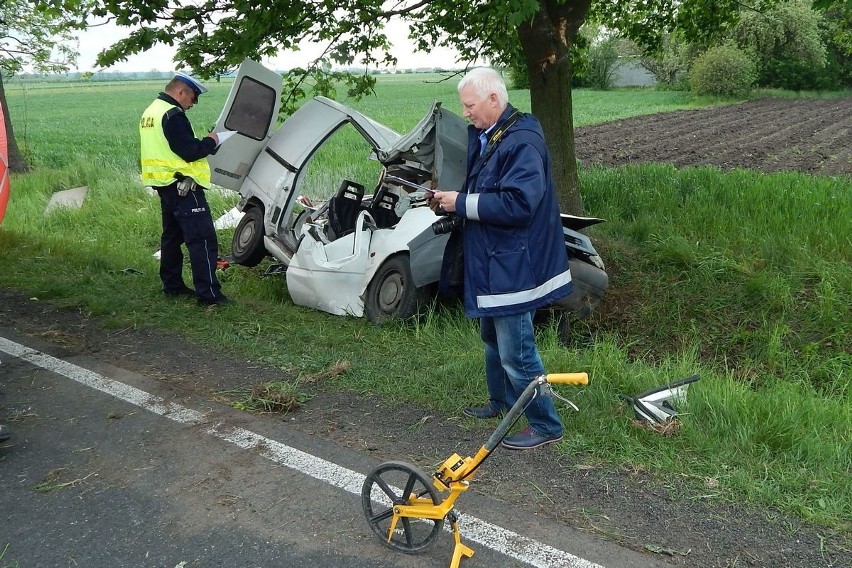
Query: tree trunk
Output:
[[517, 0, 591, 215], [0, 73, 32, 174]]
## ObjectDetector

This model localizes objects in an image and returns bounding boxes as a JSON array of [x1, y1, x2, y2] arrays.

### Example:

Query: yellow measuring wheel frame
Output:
[[361, 372, 589, 568]]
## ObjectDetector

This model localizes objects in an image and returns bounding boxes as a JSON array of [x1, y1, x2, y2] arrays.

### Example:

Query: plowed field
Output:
[[576, 97, 851, 176]]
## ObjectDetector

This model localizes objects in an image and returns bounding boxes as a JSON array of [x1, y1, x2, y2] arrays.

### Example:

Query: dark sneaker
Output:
[[164, 286, 196, 298], [500, 427, 563, 450], [197, 295, 233, 307], [0, 424, 11, 443], [463, 404, 503, 419]]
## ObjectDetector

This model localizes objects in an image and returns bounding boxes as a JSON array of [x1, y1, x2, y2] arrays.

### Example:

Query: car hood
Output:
[[375, 101, 469, 192]]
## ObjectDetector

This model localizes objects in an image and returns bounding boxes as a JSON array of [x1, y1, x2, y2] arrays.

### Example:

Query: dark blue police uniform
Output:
[[151, 92, 225, 304]]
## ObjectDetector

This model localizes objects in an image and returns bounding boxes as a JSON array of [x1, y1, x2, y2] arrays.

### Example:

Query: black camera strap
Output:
[[481, 110, 522, 162]]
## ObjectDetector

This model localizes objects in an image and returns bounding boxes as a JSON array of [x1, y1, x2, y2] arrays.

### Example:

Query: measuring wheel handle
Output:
[[546, 372, 589, 385], [543, 372, 589, 411]]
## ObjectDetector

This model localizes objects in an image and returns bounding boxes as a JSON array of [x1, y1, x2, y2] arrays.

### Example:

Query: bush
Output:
[[689, 43, 757, 97], [507, 58, 530, 90], [732, 0, 828, 90], [584, 33, 625, 90], [641, 32, 700, 90], [821, 3, 852, 89]]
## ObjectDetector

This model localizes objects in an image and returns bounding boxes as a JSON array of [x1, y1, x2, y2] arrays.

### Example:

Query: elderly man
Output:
[[430, 67, 572, 450], [140, 71, 230, 306]]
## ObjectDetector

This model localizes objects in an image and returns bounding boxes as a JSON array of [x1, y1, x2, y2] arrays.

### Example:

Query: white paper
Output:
[[215, 130, 238, 146]]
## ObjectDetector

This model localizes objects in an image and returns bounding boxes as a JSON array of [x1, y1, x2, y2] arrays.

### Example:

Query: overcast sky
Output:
[[75, 21, 463, 73]]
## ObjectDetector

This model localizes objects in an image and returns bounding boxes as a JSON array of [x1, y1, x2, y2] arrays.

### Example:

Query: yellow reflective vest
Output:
[[139, 98, 211, 188]]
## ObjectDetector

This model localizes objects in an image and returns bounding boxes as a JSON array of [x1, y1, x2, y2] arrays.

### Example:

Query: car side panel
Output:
[[286, 210, 373, 316]]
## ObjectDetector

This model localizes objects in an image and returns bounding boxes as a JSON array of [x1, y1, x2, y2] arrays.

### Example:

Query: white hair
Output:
[[457, 67, 509, 109]]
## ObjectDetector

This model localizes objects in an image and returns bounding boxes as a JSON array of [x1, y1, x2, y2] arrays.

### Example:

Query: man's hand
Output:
[[206, 132, 219, 144], [429, 190, 459, 213]]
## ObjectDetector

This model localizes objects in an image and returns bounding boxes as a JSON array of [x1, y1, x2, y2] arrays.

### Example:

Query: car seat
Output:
[[367, 185, 401, 229], [327, 179, 365, 240]]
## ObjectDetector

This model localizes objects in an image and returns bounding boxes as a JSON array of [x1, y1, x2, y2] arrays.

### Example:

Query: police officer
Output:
[[140, 71, 230, 306]]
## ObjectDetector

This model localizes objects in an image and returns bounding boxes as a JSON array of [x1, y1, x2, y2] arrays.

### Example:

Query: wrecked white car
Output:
[[209, 59, 608, 322]]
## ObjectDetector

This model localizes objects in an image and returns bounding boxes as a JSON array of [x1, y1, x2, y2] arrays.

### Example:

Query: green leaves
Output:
[[813, 0, 852, 9], [278, 66, 377, 116], [1, 0, 93, 74]]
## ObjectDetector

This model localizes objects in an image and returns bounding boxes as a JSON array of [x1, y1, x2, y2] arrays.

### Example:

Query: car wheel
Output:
[[231, 206, 267, 267], [364, 255, 423, 323]]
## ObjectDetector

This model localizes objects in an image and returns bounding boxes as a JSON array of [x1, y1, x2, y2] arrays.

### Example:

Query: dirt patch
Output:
[[2, 99, 850, 567], [576, 98, 852, 177]]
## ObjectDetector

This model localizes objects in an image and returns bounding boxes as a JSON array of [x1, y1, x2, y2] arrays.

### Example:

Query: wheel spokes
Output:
[[401, 517, 415, 547], [374, 475, 397, 502], [361, 461, 444, 554], [402, 471, 418, 500], [367, 507, 394, 524]]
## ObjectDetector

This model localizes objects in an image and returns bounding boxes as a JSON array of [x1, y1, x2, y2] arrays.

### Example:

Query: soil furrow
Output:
[[576, 97, 852, 177]]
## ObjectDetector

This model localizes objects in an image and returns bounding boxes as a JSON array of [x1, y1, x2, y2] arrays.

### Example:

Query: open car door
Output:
[[209, 59, 282, 191]]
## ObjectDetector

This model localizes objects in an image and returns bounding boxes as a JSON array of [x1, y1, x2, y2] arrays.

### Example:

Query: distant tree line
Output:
[[15, 67, 461, 84], [16, 70, 175, 82]]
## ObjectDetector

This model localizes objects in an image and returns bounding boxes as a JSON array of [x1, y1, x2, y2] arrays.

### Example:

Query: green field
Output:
[[4, 74, 708, 170], [1, 74, 850, 535]]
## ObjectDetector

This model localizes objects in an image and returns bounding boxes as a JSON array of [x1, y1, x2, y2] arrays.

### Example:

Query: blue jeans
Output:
[[480, 311, 564, 438]]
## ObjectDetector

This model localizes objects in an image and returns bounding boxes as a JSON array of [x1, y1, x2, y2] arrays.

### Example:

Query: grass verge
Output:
[[1, 80, 849, 535]]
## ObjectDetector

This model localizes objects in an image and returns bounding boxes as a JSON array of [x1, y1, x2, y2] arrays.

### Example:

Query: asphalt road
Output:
[[0, 328, 667, 568]]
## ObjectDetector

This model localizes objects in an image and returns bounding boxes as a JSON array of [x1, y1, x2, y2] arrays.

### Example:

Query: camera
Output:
[[431, 214, 463, 235]]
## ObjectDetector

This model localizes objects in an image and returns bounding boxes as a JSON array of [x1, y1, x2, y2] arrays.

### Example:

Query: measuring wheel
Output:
[[361, 461, 444, 553]]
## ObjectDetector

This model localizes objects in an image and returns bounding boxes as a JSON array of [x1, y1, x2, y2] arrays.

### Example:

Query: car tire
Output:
[[231, 206, 267, 267], [364, 255, 423, 323]]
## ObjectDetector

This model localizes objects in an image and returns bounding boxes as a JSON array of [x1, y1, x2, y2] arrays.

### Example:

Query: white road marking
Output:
[[0, 336, 604, 568]]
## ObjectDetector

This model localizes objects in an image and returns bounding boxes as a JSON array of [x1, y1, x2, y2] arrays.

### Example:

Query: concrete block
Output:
[[45, 186, 88, 215]]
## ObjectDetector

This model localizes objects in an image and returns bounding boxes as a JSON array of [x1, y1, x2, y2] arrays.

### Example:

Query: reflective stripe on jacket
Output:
[[139, 99, 211, 188]]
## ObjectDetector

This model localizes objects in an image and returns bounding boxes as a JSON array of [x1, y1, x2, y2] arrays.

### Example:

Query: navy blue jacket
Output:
[[442, 105, 572, 317], [157, 93, 217, 163]]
